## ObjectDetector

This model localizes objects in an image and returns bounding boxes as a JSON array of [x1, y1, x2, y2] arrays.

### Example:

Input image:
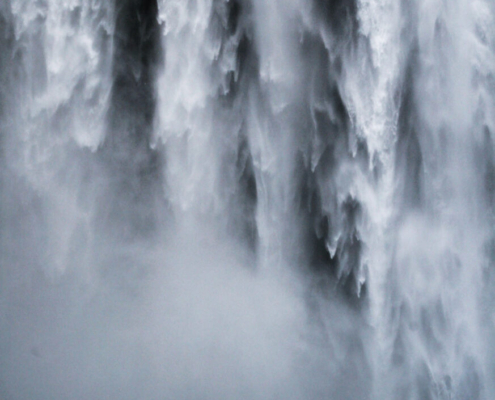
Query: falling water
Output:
[[1, 0, 495, 399]]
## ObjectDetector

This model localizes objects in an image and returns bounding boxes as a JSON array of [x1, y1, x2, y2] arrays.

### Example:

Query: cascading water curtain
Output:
[[1, 0, 495, 399]]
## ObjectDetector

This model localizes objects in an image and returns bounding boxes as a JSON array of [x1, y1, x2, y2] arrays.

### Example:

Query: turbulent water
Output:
[[1, 0, 495, 399]]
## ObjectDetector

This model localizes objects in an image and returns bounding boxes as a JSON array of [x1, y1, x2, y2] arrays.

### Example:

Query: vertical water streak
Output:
[[6, 0, 114, 279]]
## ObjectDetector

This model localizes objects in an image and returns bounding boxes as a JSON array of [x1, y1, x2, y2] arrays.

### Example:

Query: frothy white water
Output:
[[4, 0, 113, 280], [1, 0, 495, 399]]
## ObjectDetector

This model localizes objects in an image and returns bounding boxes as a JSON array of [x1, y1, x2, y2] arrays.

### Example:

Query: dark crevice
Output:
[[396, 42, 423, 210], [97, 0, 166, 243], [313, 0, 359, 42]]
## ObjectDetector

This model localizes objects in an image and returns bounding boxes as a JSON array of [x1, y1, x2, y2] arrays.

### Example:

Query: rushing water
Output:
[[1, 0, 495, 399]]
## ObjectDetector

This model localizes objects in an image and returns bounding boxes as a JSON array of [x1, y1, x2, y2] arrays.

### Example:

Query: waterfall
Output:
[[1, 0, 495, 399]]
